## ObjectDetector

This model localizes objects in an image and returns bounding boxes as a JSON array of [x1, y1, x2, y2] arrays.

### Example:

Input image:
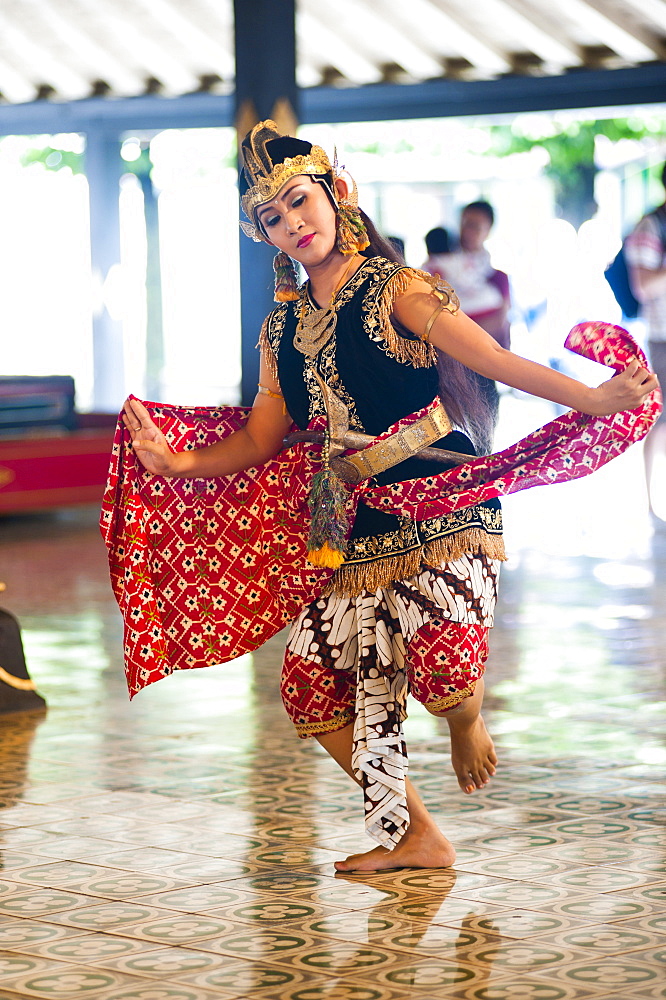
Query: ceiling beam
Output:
[[298, 3, 383, 84], [488, 0, 583, 69], [566, 0, 664, 62], [414, 0, 512, 74], [0, 65, 663, 135]]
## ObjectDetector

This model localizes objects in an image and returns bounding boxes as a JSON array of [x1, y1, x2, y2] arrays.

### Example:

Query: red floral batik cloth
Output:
[[101, 321, 660, 847], [100, 403, 336, 698]]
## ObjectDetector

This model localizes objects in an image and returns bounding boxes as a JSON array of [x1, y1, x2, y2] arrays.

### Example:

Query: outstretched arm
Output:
[[393, 279, 658, 417], [123, 352, 293, 478]]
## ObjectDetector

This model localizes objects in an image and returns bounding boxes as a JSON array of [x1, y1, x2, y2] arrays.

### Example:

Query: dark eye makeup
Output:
[[260, 189, 307, 228]]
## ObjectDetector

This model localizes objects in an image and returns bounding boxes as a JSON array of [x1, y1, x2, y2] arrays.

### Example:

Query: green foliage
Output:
[[21, 145, 84, 174], [489, 116, 666, 226]]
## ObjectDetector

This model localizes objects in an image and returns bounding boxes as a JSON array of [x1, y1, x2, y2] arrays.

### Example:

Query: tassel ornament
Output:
[[336, 201, 370, 255], [307, 434, 351, 568], [273, 251, 300, 302]]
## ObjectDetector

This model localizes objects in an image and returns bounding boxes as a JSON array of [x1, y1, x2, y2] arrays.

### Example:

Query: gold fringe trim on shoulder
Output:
[[325, 527, 506, 597], [256, 315, 279, 383], [371, 267, 438, 369]]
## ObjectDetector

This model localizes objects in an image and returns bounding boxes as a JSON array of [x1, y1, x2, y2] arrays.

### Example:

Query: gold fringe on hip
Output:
[[325, 528, 506, 597]]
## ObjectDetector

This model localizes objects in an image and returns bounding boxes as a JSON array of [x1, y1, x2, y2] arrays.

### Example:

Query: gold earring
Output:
[[273, 251, 300, 302], [336, 201, 370, 255]]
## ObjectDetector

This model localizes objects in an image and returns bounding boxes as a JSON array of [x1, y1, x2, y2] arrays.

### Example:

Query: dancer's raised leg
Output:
[[316, 723, 456, 873], [428, 678, 497, 794]]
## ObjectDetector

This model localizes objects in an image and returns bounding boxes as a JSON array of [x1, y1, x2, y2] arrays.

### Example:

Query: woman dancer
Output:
[[122, 121, 656, 873]]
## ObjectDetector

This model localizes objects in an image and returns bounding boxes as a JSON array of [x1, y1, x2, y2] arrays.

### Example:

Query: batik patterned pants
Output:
[[281, 554, 499, 847]]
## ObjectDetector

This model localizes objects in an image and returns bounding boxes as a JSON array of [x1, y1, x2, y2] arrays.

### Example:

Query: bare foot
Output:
[[334, 825, 456, 873], [448, 713, 497, 794]]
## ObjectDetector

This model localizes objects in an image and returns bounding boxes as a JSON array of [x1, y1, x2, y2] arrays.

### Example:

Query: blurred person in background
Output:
[[625, 163, 666, 521], [424, 202, 511, 422]]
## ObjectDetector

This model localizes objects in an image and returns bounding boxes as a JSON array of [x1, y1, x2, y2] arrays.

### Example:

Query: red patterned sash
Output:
[[360, 323, 661, 518]]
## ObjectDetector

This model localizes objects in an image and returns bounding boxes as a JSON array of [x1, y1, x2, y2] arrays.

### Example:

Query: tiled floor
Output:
[[0, 398, 665, 999]]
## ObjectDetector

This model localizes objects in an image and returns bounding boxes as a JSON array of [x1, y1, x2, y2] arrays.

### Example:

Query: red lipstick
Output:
[[297, 233, 314, 248]]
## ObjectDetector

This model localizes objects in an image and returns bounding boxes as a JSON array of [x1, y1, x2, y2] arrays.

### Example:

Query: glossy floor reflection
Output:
[[0, 403, 665, 1000]]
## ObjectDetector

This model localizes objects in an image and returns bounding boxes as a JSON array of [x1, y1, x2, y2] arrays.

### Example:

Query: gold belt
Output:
[[331, 403, 452, 485]]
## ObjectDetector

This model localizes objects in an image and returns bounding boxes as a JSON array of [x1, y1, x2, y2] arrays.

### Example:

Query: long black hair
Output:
[[312, 180, 496, 455], [360, 207, 496, 455]]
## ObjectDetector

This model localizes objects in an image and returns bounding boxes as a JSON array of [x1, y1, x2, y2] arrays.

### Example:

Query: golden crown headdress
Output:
[[239, 120, 334, 242]]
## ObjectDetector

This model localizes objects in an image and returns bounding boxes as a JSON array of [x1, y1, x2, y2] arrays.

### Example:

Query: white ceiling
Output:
[[0, 0, 663, 104]]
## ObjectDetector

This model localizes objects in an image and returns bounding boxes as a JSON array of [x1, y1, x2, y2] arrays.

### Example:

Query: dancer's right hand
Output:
[[122, 398, 180, 477]]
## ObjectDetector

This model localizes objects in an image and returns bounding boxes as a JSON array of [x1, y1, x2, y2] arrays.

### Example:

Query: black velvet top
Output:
[[261, 256, 502, 584]]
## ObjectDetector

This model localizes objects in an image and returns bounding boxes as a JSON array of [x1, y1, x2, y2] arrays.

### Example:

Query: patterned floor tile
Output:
[[535, 893, 666, 922], [91, 945, 229, 978], [444, 977, 603, 998], [370, 895, 510, 925], [110, 913, 238, 945], [165, 831, 269, 855], [450, 880, 592, 909], [148, 858, 263, 881], [0, 921, 86, 951], [257, 821, 347, 844], [40, 902, 178, 932], [454, 939, 590, 972], [612, 987, 666, 1000], [535, 922, 663, 956], [606, 883, 666, 907], [530, 840, 662, 867], [297, 908, 424, 944], [476, 806, 579, 827], [546, 795, 638, 814], [0, 953, 68, 980], [131, 884, 268, 912], [624, 830, 666, 850], [619, 913, 666, 936], [1, 860, 117, 888], [80, 847, 217, 871], [0, 887, 94, 918], [171, 957, 331, 994], [256, 981, 410, 1000], [531, 954, 664, 991], [367, 954, 486, 991], [117, 823, 209, 848], [68, 872, 195, 899], [335, 869, 476, 896], [454, 854, 574, 881], [262, 937, 420, 977], [377, 922, 503, 958], [238, 846, 343, 869], [0, 851, 51, 871], [287, 880, 425, 910], [539, 818, 642, 840], [0, 963, 140, 997], [474, 832, 570, 853], [8, 933, 159, 964], [27, 837, 127, 860], [207, 898, 343, 927], [460, 908, 589, 940], [529, 867, 662, 892]]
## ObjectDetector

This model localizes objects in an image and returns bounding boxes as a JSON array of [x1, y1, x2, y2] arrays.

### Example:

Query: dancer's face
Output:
[[257, 175, 345, 266]]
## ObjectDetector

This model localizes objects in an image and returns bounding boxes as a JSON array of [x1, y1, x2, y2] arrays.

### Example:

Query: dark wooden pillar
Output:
[[233, 0, 299, 405], [86, 127, 125, 412]]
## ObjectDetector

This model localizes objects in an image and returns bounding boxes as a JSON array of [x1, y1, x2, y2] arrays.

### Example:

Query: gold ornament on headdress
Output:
[[240, 120, 333, 241]]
